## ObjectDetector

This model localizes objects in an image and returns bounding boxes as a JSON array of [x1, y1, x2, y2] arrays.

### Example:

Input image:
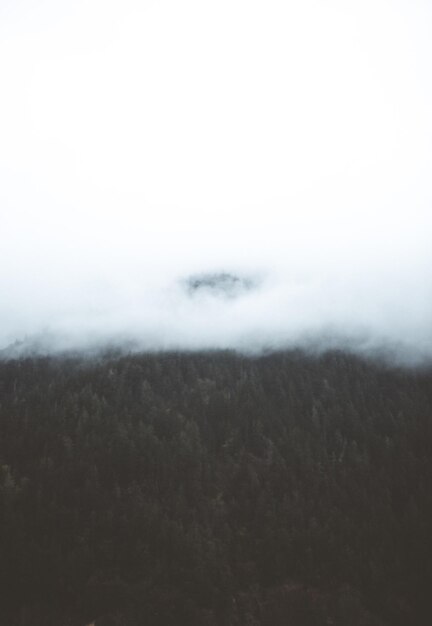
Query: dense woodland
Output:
[[0, 350, 431, 625]]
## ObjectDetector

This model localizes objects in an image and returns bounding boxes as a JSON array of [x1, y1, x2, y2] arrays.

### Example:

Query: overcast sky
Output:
[[1, 0, 431, 360]]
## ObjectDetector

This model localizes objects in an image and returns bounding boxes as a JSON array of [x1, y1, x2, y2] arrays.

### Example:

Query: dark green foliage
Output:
[[183, 272, 255, 298], [0, 350, 431, 625]]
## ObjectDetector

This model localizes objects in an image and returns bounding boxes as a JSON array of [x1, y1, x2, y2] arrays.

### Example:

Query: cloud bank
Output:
[[1, 0, 431, 362]]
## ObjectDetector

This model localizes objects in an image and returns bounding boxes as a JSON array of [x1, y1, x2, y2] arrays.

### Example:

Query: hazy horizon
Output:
[[1, 0, 431, 362]]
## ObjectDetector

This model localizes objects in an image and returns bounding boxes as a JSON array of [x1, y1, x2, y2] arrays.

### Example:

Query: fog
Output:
[[1, 0, 431, 361]]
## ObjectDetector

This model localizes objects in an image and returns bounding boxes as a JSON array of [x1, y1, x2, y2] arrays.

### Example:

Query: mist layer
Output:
[[1, 0, 431, 361]]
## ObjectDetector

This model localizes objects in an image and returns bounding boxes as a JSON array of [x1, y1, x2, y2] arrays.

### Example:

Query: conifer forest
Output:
[[0, 350, 431, 625]]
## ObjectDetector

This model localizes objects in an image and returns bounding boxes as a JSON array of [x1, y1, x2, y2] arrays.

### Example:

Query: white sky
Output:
[[1, 0, 431, 358]]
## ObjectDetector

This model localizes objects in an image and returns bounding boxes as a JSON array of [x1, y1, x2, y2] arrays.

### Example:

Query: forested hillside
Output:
[[0, 350, 431, 625]]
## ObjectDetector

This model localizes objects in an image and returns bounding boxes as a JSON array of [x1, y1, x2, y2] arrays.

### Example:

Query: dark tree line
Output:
[[0, 350, 431, 625]]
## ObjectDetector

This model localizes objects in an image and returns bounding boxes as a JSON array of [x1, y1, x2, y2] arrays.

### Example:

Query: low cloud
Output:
[[1, 0, 431, 363]]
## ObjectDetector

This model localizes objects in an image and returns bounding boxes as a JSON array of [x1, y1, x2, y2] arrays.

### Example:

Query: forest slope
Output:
[[0, 350, 431, 625]]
